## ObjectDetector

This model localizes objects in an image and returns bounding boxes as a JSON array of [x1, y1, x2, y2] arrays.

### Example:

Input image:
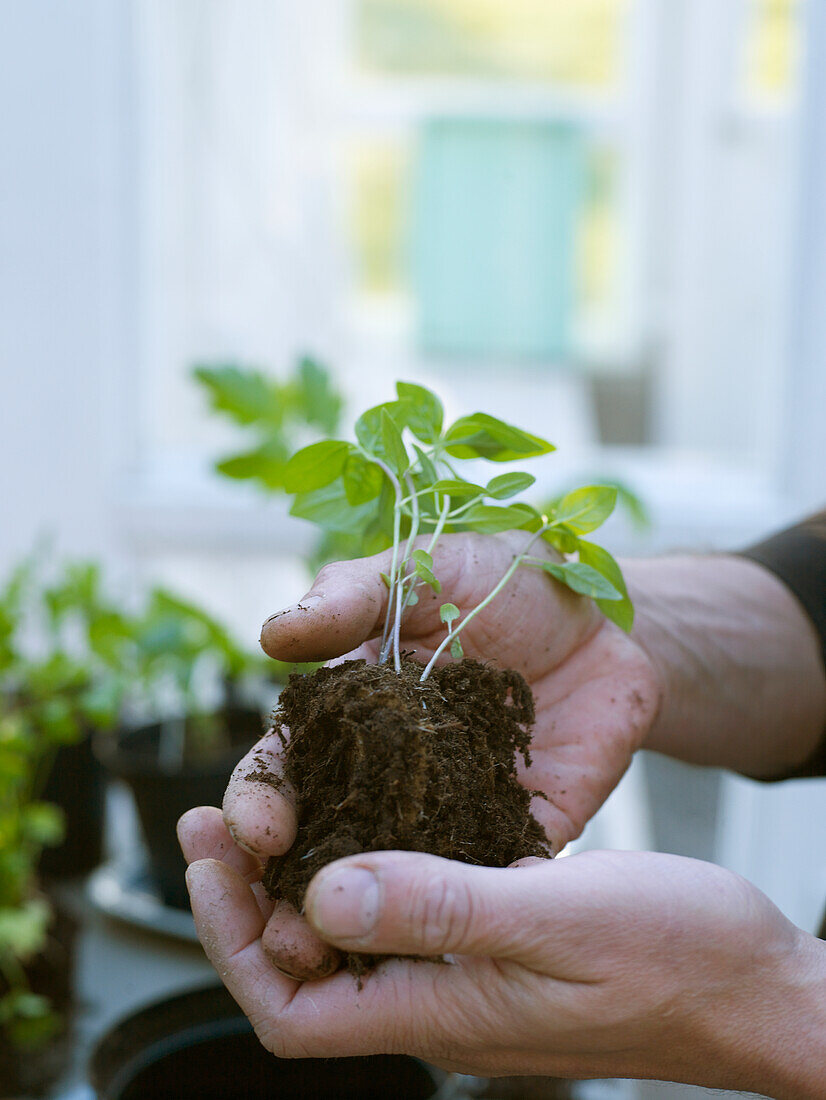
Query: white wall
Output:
[[0, 0, 131, 575], [782, 0, 826, 512]]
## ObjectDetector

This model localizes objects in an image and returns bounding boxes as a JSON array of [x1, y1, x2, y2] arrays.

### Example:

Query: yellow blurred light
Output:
[[744, 0, 800, 99], [357, 0, 627, 88]]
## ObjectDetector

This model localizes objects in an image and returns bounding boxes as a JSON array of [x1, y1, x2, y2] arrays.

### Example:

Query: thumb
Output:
[[304, 850, 551, 964], [260, 558, 388, 662]]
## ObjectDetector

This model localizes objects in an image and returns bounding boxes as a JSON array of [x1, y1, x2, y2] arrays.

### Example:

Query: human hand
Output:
[[213, 531, 658, 979], [177, 833, 826, 1097], [227, 531, 659, 862]]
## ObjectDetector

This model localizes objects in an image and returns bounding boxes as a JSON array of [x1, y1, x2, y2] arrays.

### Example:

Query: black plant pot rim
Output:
[[89, 983, 451, 1100], [94, 709, 265, 781], [90, 986, 251, 1100]]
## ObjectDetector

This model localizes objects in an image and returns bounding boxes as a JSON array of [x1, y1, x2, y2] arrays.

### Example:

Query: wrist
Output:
[[700, 928, 826, 1099], [622, 554, 826, 776]]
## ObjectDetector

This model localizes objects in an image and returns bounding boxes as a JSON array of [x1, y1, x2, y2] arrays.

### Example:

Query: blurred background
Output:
[[1, 2, 825, 1098]]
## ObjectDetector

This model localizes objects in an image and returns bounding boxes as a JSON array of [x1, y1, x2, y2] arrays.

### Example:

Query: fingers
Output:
[[186, 859, 298, 1032], [260, 560, 387, 662], [259, 538, 476, 664], [178, 806, 275, 920], [525, 793, 580, 857], [261, 900, 342, 981], [186, 859, 434, 1062], [180, 822, 340, 981], [508, 855, 547, 869], [222, 730, 297, 859], [304, 851, 554, 965], [177, 806, 262, 882]]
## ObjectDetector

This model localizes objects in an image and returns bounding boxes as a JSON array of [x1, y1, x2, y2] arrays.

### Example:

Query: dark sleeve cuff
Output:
[[739, 510, 826, 781]]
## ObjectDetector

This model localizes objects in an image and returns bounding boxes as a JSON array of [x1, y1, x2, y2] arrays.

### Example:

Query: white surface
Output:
[[0, 0, 128, 574], [716, 773, 826, 935], [783, 0, 826, 510], [86, 862, 199, 942], [563, 753, 653, 858]]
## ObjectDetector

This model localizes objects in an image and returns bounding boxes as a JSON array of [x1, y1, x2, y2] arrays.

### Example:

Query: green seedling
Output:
[[283, 382, 633, 680]]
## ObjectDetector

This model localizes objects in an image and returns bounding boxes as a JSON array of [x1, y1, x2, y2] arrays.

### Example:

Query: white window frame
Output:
[[110, 0, 816, 558]]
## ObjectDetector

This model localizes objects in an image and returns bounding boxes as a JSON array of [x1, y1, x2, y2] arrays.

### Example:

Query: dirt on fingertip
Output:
[[261, 657, 549, 977]]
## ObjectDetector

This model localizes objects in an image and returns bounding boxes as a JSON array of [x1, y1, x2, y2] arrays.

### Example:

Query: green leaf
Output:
[[0, 989, 62, 1051], [431, 479, 485, 498], [290, 481, 375, 534], [440, 603, 460, 626], [412, 444, 438, 486], [36, 698, 80, 744], [194, 364, 282, 427], [80, 678, 123, 729], [0, 991, 53, 1025], [542, 524, 580, 555], [283, 440, 352, 493], [295, 357, 342, 435], [380, 572, 391, 589], [554, 485, 617, 535], [343, 453, 385, 505], [87, 612, 134, 666], [414, 565, 441, 593], [20, 803, 64, 847], [380, 408, 409, 477], [411, 548, 434, 571], [444, 414, 555, 462], [450, 638, 464, 660], [354, 400, 410, 453], [534, 560, 622, 601], [507, 502, 545, 531], [411, 549, 441, 592], [396, 381, 444, 443], [461, 504, 538, 534], [215, 440, 289, 489], [406, 590, 419, 606], [577, 540, 634, 631], [359, 479, 398, 555], [0, 899, 51, 959], [612, 481, 650, 531], [486, 472, 536, 499], [360, 523, 394, 557]]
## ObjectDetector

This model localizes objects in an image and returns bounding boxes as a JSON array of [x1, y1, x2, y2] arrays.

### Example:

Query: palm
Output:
[[244, 534, 660, 857], [302, 532, 659, 852]]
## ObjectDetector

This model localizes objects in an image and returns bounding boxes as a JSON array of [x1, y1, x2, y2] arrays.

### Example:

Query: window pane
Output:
[[743, 0, 801, 102], [356, 0, 628, 89], [347, 132, 622, 354], [578, 147, 619, 320], [349, 138, 410, 296]]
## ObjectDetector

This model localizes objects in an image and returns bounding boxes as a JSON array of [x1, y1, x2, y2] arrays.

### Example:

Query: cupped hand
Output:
[[228, 531, 659, 857], [176, 831, 822, 1096], [208, 532, 659, 979]]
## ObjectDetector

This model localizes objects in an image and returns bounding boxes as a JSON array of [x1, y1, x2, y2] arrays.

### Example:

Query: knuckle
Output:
[[257, 1015, 314, 1060], [312, 563, 337, 589], [415, 875, 475, 954], [251, 1019, 287, 1058]]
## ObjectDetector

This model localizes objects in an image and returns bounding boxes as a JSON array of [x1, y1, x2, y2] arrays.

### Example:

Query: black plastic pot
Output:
[[39, 731, 106, 878], [89, 984, 446, 1100], [96, 710, 263, 910]]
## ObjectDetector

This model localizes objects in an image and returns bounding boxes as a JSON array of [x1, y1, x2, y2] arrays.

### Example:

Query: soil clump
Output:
[[260, 657, 548, 974]]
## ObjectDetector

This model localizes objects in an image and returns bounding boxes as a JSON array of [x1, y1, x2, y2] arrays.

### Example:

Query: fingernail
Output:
[[226, 820, 264, 858], [185, 858, 216, 895], [263, 593, 323, 626], [309, 867, 380, 941], [185, 861, 202, 890]]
